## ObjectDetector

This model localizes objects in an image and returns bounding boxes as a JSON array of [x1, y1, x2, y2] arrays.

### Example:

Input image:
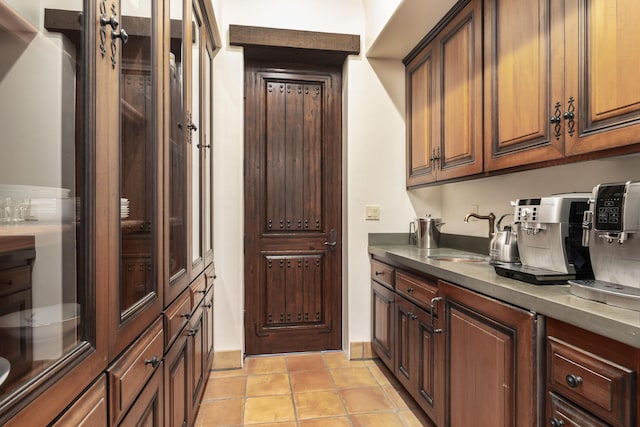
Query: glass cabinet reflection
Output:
[[0, 0, 86, 401]]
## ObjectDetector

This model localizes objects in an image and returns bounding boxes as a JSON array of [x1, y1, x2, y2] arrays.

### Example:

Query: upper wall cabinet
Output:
[[484, 0, 640, 171], [483, 0, 565, 170], [406, 0, 483, 187], [564, 0, 640, 156]]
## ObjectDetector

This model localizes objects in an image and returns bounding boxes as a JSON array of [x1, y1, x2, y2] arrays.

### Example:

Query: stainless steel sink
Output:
[[428, 254, 488, 263]]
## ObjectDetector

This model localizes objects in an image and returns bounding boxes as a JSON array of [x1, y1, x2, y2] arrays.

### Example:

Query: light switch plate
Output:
[[365, 205, 380, 220]]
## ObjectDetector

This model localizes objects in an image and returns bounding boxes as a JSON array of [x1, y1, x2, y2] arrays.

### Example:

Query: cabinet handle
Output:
[[549, 418, 565, 427], [188, 122, 198, 132], [407, 286, 414, 293], [100, 14, 119, 30], [198, 289, 207, 295], [565, 374, 583, 388], [374, 271, 384, 276], [204, 303, 212, 308], [144, 355, 160, 368], [111, 28, 128, 45], [181, 312, 191, 320], [563, 96, 575, 137], [550, 101, 562, 140], [187, 327, 199, 337], [430, 297, 443, 333]]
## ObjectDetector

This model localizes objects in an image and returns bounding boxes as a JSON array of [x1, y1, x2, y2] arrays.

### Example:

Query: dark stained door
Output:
[[244, 60, 342, 355]]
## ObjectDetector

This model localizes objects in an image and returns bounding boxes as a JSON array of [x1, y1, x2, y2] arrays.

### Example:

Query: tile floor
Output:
[[195, 351, 433, 427]]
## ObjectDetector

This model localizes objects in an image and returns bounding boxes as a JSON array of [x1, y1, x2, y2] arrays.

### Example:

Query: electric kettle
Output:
[[489, 213, 520, 265]]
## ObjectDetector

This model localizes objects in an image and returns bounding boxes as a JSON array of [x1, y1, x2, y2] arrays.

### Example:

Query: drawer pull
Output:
[[144, 355, 160, 368], [203, 303, 212, 308], [549, 418, 565, 427], [198, 289, 207, 295], [407, 286, 414, 293], [374, 271, 384, 276], [565, 374, 583, 388], [187, 327, 199, 337], [180, 312, 191, 320]]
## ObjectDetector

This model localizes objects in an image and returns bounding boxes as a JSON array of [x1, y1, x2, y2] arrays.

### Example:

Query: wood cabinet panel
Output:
[[164, 330, 189, 427], [118, 365, 164, 427], [108, 317, 164, 425], [52, 376, 108, 427], [546, 318, 638, 427], [437, 1, 483, 181], [164, 289, 192, 350], [483, 0, 564, 170], [548, 392, 609, 427], [371, 281, 395, 372], [371, 259, 395, 290], [439, 280, 536, 426], [565, 0, 640, 156]]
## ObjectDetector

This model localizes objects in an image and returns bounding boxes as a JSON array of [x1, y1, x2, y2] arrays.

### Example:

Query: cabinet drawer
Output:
[[371, 259, 395, 289], [548, 336, 634, 426], [190, 273, 207, 310], [0, 265, 31, 296], [108, 317, 163, 425], [548, 392, 608, 427], [164, 289, 192, 349], [205, 264, 216, 290], [396, 271, 437, 310]]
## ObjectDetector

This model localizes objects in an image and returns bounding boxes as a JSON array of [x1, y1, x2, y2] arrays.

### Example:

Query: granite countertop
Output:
[[368, 242, 640, 349]]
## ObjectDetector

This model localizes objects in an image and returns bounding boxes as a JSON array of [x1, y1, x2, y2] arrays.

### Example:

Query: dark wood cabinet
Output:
[[438, 280, 536, 426], [405, 0, 483, 187], [371, 281, 395, 372], [1, 0, 218, 425], [546, 318, 639, 427]]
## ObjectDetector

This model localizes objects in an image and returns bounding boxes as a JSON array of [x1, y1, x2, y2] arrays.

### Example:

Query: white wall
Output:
[[211, 0, 416, 353]]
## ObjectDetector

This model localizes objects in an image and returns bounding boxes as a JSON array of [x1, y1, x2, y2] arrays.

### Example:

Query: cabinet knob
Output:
[[374, 271, 383, 276], [99, 14, 119, 30], [181, 312, 192, 320], [111, 28, 128, 45], [565, 374, 583, 388], [549, 418, 565, 427], [187, 327, 199, 337], [144, 355, 160, 368], [407, 286, 414, 293]]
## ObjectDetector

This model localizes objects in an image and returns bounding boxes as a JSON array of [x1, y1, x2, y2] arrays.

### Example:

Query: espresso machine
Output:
[[494, 193, 593, 284], [569, 181, 640, 311]]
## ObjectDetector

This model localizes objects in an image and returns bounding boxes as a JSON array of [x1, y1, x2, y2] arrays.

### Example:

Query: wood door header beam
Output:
[[229, 25, 360, 56]]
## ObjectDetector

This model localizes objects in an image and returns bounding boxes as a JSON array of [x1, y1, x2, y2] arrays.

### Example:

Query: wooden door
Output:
[[394, 297, 417, 393], [564, 0, 640, 156], [244, 62, 342, 355], [371, 281, 395, 371], [406, 44, 438, 187], [484, 0, 565, 170], [439, 280, 536, 427], [436, 0, 484, 180]]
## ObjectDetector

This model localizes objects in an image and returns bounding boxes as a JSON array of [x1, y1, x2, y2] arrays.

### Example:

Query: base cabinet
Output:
[[371, 280, 395, 372], [371, 257, 537, 427], [546, 318, 638, 427]]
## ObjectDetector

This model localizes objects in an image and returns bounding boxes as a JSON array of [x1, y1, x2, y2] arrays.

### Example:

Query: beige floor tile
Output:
[[246, 373, 291, 396], [209, 367, 248, 378], [246, 423, 297, 427], [350, 412, 406, 427], [244, 395, 296, 424], [285, 353, 326, 372], [330, 367, 378, 389], [398, 408, 436, 427], [293, 391, 346, 420], [367, 363, 396, 386], [339, 386, 394, 414], [290, 369, 334, 393], [298, 417, 352, 427], [195, 398, 244, 427], [383, 384, 419, 410], [246, 356, 288, 375], [202, 376, 246, 401], [322, 351, 365, 368]]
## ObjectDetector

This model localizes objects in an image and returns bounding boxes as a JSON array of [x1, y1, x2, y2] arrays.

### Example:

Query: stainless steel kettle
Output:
[[490, 213, 520, 265], [410, 215, 443, 249]]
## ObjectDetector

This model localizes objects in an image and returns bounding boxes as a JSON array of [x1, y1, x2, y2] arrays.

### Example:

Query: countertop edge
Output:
[[369, 244, 640, 349]]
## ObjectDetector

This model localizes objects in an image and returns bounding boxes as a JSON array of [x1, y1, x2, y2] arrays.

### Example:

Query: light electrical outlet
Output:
[[365, 205, 380, 220]]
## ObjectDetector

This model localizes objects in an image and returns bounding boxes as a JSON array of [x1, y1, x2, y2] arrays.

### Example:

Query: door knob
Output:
[[323, 229, 338, 252]]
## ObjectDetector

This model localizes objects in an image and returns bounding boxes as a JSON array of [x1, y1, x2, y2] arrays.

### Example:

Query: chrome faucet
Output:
[[464, 212, 496, 240]]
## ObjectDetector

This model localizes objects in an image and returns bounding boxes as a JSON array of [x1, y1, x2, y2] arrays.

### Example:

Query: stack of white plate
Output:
[[120, 198, 130, 219]]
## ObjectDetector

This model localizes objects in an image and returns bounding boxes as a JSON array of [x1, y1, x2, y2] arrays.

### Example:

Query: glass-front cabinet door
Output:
[[191, 0, 204, 278], [111, 0, 163, 354], [0, 0, 107, 423]]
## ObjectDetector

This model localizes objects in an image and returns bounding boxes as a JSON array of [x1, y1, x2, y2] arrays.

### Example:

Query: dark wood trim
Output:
[[229, 24, 360, 55]]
